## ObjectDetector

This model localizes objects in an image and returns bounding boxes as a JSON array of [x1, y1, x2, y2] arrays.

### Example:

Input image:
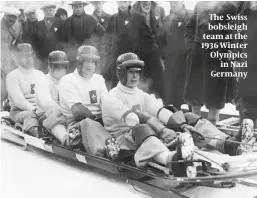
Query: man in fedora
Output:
[[1, 7, 21, 109], [37, 4, 64, 73], [62, 1, 105, 73]]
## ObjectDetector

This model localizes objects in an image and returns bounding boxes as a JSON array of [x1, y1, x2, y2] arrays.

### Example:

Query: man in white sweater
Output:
[[6, 43, 68, 144], [59, 45, 109, 148], [59, 45, 108, 126], [102, 52, 253, 177], [6, 43, 45, 137], [35, 50, 69, 144]]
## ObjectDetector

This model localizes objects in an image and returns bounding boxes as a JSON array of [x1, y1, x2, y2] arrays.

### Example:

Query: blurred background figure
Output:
[[1, 7, 21, 110], [18, 9, 26, 23], [62, 1, 105, 73], [55, 8, 68, 21], [37, 4, 63, 73], [103, 1, 165, 99], [132, 1, 165, 49], [184, 1, 238, 125], [22, 8, 39, 60], [162, 1, 192, 110], [236, 1, 257, 126], [91, 1, 110, 74]]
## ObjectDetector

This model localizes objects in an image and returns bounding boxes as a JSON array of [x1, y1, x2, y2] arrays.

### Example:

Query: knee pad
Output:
[[132, 124, 156, 147], [164, 105, 178, 113], [184, 112, 202, 126]]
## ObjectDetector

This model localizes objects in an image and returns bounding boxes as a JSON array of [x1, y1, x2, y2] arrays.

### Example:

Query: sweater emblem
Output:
[[89, 90, 97, 104], [132, 104, 141, 112]]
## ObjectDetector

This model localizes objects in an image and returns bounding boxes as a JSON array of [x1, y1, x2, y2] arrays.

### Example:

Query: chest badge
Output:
[[132, 104, 141, 112], [89, 90, 97, 104], [101, 18, 104, 22], [178, 22, 182, 27], [30, 84, 35, 94], [125, 20, 129, 25], [54, 28, 58, 32]]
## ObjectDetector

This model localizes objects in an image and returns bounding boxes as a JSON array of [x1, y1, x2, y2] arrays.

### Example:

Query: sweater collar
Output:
[[18, 65, 34, 74], [74, 68, 92, 81], [47, 73, 59, 84], [117, 82, 138, 95]]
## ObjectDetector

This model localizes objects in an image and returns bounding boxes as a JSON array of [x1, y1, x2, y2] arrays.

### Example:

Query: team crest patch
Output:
[[89, 90, 97, 104], [101, 18, 104, 22], [30, 84, 35, 94], [132, 104, 141, 112], [125, 20, 129, 25]]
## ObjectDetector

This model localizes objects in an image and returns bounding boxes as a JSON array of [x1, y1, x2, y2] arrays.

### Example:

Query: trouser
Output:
[[9, 107, 38, 132], [238, 97, 257, 125], [40, 108, 67, 144]]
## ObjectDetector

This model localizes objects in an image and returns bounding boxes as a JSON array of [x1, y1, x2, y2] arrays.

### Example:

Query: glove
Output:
[[71, 103, 96, 122], [159, 127, 177, 144], [146, 117, 177, 144]]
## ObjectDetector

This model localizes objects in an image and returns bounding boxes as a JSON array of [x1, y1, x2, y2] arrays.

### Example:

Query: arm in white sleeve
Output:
[[35, 75, 59, 111], [103, 95, 139, 127], [59, 79, 81, 110], [145, 93, 173, 125], [6, 73, 35, 112]]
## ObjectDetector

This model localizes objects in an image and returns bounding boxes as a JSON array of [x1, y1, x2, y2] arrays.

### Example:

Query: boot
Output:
[[167, 133, 197, 177]]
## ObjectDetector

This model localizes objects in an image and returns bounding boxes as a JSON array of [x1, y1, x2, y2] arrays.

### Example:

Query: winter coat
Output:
[[183, 1, 237, 109], [162, 9, 192, 109], [36, 17, 64, 72], [62, 12, 105, 72], [103, 9, 164, 99], [132, 2, 165, 53], [22, 20, 39, 54], [1, 19, 21, 103], [92, 11, 110, 74], [237, 6, 257, 105]]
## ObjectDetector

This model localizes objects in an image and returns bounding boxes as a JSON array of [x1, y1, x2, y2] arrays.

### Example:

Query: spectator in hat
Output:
[[161, 2, 192, 110], [103, 1, 165, 99], [91, 1, 110, 74], [37, 4, 64, 73], [1, 7, 21, 109], [55, 8, 68, 21], [62, 1, 105, 73], [18, 9, 26, 24], [22, 8, 40, 60]]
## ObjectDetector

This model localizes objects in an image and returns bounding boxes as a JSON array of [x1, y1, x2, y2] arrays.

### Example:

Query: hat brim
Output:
[[41, 5, 56, 10], [77, 54, 100, 61], [120, 60, 144, 68], [69, 2, 88, 6], [49, 61, 69, 64]]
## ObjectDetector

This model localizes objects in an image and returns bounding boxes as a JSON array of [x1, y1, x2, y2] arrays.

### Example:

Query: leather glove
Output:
[[159, 127, 177, 144], [71, 103, 96, 122]]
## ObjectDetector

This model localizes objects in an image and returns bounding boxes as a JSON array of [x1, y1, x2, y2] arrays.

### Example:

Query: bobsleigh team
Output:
[[5, 42, 255, 177]]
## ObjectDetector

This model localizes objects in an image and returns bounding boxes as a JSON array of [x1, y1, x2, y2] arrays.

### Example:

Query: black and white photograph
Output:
[[1, 1, 257, 198]]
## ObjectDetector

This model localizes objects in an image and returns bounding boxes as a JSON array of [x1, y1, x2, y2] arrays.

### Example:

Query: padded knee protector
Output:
[[164, 105, 178, 113], [166, 111, 186, 131], [132, 124, 156, 147], [193, 118, 228, 149], [184, 112, 201, 126]]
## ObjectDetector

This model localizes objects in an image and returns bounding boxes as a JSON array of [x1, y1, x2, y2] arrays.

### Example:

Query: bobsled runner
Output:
[[1, 113, 257, 198]]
